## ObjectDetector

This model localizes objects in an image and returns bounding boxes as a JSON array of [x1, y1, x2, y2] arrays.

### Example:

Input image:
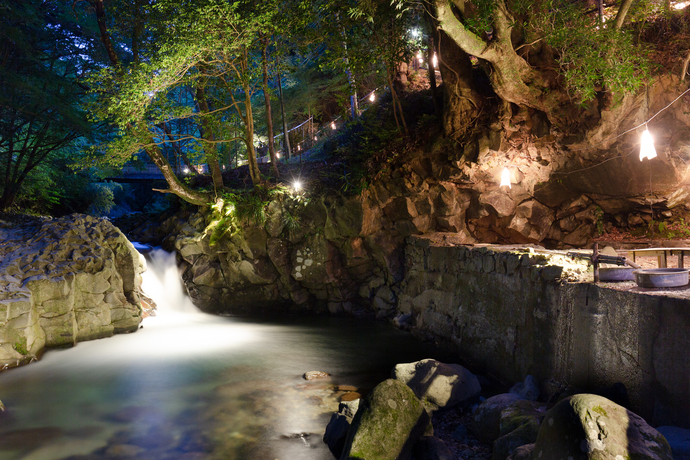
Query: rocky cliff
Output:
[[0, 214, 144, 368]]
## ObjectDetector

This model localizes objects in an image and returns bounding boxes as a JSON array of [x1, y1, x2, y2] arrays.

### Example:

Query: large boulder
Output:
[[533, 394, 672, 460], [393, 359, 481, 412], [0, 214, 144, 367], [340, 379, 430, 460]]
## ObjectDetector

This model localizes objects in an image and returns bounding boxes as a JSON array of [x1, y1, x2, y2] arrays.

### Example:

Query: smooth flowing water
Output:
[[0, 249, 450, 460]]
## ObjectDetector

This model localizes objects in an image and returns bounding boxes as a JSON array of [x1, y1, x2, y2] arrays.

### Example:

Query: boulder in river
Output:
[[0, 214, 144, 367], [393, 359, 481, 412], [533, 394, 672, 460], [340, 378, 429, 460]]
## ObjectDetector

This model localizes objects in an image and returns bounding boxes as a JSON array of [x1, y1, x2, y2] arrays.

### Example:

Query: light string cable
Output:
[[553, 85, 690, 176]]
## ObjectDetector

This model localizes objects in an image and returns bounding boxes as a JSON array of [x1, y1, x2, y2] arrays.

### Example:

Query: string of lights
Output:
[[500, 84, 690, 187]]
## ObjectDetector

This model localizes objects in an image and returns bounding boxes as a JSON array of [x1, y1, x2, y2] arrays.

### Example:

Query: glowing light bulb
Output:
[[314, 136, 317, 141], [500, 167, 511, 188], [432, 53, 438, 68], [183, 167, 189, 174], [411, 29, 419, 37], [297, 144, 301, 151], [293, 180, 302, 191], [640, 128, 657, 161], [369, 93, 375, 102], [331, 122, 336, 130]]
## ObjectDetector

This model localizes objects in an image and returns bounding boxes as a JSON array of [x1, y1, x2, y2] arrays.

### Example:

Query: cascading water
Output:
[[0, 247, 450, 460]]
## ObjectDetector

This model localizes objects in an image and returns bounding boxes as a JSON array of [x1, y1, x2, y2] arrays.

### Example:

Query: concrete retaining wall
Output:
[[399, 235, 690, 428]]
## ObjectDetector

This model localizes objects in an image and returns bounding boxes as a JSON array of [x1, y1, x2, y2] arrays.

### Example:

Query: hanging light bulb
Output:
[[369, 92, 375, 102], [640, 126, 657, 161], [432, 53, 438, 68], [331, 122, 336, 130], [500, 167, 511, 188]]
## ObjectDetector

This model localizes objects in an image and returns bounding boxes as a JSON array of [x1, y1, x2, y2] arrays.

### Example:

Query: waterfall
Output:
[[141, 248, 199, 316]]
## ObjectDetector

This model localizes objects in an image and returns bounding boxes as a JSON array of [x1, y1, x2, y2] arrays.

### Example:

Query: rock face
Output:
[[340, 378, 430, 460], [0, 214, 144, 367], [393, 359, 481, 412], [533, 394, 672, 460]]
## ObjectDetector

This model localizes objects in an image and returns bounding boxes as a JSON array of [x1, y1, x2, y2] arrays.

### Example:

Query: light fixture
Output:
[[183, 166, 189, 174], [276, 153, 280, 158], [432, 53, 438, 68], [314, 136, 317, 141], [331, 122, 336, 130], [411, 29, 419, 37], [500, 167, 511, 188], [369, 92, 375, 102], [297, 144, 301, 151], [639, 127, 657, 161], [293, 180, 302, 191]]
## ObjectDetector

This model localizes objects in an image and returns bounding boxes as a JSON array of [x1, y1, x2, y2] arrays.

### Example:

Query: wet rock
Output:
[[533, 394, 672, 460], [303, 370, 330, 380], [340, 379, 429, 460], [393, 359, 481, 412]]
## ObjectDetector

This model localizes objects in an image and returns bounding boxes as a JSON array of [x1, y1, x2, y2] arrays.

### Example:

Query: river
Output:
[[0, 249, 450, 460]]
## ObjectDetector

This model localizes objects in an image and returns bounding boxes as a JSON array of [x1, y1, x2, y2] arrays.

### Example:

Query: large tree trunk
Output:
[[436, 30, 482, 138], [434, 0, 561, 122], [261, 38, 280, 178]]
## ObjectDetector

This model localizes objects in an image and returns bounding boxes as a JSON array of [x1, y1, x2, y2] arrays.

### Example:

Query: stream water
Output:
[[0, 249, 450, 460]]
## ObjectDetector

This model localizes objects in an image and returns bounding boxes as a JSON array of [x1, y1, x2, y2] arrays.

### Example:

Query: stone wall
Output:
[[399, 235, 690, 428], [0, 215, 144, 368]]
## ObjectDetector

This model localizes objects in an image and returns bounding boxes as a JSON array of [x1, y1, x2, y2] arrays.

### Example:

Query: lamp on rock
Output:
[[500, 167, 511, 189], [639, 127, 657, 161]]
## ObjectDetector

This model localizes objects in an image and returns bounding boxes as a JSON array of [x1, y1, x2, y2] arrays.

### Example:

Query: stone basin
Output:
[[600, 267, 635, 281], [633, 268, 690, 288]]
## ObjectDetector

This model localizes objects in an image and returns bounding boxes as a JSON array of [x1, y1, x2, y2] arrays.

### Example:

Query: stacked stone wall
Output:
[[400, 235, 690, 428]]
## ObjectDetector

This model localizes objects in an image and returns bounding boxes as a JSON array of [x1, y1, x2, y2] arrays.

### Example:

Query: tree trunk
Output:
[[434, 0, 561, 121], [436, 30, 482, 138], [615, 0, 634, 29], [242, 79, 262, 185], [277, 73, 291, 159], [261, 38, 280, 178], [195, 86, 225, 193], [0, 186, 18, 211], [386, 65, 408, 135]]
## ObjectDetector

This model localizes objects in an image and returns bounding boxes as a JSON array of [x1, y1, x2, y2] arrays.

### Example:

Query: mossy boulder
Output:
[[492, 400, 547, 460], [533, 394, 672, 460], [340, 379, 430, 460]]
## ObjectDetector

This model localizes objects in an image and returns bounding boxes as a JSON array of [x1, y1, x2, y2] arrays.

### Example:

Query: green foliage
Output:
[[647, 218, 690, 239], [529, 0, 649, 103], [85, 182, 123, 217], [207, 184, 308, 245], [13, 339, 28, 356]]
